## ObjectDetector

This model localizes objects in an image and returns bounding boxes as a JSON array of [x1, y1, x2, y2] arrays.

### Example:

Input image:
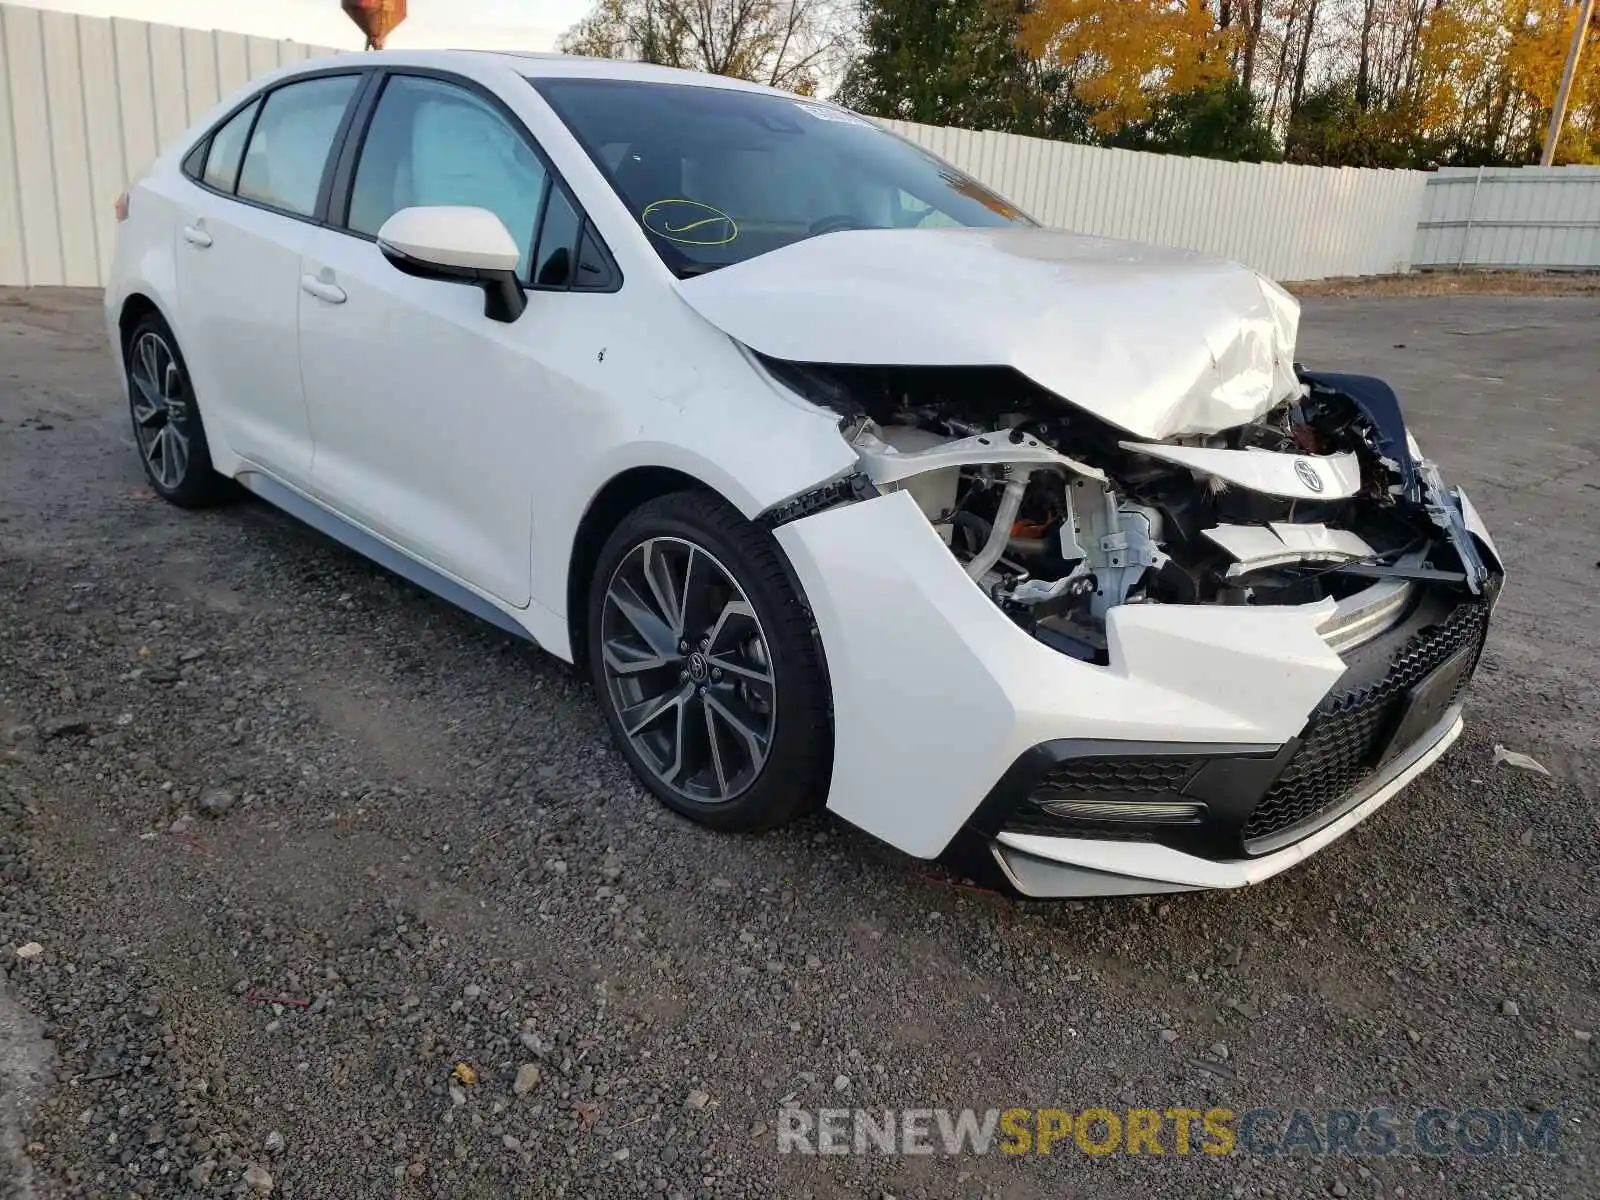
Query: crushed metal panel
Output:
[[676, 227, 1300, 440], [1204, 522, 1375, 579]]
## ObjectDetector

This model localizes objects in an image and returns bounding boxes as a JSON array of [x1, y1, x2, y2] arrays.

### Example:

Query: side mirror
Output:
[[377, 206, 527, 323]]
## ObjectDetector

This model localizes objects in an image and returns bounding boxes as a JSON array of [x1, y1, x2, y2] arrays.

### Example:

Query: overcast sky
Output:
[[7, 0, 592, 52]]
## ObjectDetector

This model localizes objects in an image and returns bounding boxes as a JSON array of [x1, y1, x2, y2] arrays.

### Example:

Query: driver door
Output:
[[296, 73, 558, 608]]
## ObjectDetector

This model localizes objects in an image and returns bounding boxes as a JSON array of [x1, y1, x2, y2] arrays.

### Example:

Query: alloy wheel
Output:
[[599, 536, 777, 804], [128, 330, 191, 491]]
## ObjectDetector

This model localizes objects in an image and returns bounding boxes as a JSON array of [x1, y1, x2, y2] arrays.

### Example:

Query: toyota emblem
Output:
[[1294, 459, 1324, 493]]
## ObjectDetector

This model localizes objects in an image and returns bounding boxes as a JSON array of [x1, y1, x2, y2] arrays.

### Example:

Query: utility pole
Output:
[[1540, 0, 1596, 166]]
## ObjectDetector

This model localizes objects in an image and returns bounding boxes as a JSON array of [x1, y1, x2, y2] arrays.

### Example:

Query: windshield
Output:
[[530, 78, 1034, 277]]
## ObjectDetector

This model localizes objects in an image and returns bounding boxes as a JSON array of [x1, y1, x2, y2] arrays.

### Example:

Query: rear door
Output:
[[296, 71, 580, 608], [174, 72, 364, 485]]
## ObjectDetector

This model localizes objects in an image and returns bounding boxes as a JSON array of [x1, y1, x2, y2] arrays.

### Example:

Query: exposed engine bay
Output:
[[760, 358, 1492, 664]]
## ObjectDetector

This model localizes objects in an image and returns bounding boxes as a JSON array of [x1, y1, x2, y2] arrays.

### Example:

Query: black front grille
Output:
[[1037, 757, 1203, 796], [1243, 600, 1488, 845]]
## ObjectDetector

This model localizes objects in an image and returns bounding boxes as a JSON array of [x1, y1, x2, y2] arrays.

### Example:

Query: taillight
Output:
[[114, 192, 129, 222]]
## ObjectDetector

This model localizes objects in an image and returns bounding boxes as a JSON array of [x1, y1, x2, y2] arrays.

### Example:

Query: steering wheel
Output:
[[808, 214, 867, 237]]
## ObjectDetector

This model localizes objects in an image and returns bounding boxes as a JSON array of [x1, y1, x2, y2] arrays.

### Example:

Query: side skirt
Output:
[[235, 470, 538, 645]]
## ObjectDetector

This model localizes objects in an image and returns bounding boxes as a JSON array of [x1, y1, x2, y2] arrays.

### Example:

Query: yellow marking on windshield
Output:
[[664, 216, 726, 234], [642, 199, 738, 246]]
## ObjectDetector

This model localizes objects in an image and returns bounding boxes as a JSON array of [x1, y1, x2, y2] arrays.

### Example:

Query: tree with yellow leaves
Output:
[[1018, 0, 1235, 132], [1411, 0, 1598, 164]]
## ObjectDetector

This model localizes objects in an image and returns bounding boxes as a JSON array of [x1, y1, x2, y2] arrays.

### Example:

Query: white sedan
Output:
[[106, 51, 1503, 897]]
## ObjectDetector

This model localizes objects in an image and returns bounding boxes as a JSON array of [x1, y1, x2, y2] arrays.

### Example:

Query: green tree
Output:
[[1283, 79, 1425, 166], [833, 0, 1056, 133], [1106, 79, 1280, 160]]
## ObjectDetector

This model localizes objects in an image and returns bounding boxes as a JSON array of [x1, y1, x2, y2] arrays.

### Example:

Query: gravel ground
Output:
[[0, 287, 1595, 1199]]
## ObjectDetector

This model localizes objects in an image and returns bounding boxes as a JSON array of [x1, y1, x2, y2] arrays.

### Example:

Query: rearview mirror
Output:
[[377, 206, 527, 323]]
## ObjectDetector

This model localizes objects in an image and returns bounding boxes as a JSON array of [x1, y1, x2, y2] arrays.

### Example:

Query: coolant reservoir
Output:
[[879, 425, 959, 543]]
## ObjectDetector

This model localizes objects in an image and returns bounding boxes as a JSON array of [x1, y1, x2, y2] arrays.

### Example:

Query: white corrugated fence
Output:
[[1412, 166, 1600, 270], [1, 2, 1596, 288], [0, 2, 337, 288], [880, 120, 1430, 282]]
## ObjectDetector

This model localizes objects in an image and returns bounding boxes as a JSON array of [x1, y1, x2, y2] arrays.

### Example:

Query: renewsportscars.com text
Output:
[[777, 1106, 1563, 1158]]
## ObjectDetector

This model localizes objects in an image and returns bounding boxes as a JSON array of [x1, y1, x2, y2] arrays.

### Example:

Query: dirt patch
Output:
[[1288, 269, 1600, 297], [0, 980, 52, 1200]]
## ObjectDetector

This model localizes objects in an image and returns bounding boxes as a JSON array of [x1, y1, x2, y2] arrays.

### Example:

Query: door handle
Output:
[[300, 274, 347, 305], [182, 224, 213, 248]]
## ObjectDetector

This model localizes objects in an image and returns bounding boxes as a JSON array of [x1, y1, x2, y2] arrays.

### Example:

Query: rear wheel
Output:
[[588, 490, 830, 832], [125, 313, 228, 507]]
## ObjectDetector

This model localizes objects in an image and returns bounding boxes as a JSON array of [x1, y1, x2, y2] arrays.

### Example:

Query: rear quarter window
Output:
[[237, 75, 361, 217], [200, 99, 260, 193]]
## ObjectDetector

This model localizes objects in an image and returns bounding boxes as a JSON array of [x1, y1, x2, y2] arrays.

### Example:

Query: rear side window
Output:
[[201, 100, 260, 193], [237, 75, 360, 217], [348, 75, 548, 277]]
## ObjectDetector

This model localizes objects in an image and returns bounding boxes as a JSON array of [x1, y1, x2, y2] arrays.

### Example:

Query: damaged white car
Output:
[[106, 52, 1503, 896]]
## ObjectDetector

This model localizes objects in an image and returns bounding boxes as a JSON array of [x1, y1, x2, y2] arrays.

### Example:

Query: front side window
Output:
[[237, 75, 361, 217], [348, 75, 548, 278], [201, 99, 260, 193], [531, 78, 1033, 277]]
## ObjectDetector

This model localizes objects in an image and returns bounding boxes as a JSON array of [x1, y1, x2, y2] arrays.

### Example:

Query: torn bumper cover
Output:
[[774, 481, 1502, 897]]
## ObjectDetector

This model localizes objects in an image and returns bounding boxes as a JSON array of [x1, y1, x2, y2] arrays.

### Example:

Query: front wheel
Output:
[[587, 490, 830, 832]]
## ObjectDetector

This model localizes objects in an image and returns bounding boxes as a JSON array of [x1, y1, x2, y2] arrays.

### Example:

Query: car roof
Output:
[[289, 48, 803, 101]]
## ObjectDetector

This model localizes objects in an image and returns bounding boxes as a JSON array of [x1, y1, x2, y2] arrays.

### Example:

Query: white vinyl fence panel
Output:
[[880, 120, 1430, 282], [1412, 166, 1600, 270], [0, 3, 337, 287]]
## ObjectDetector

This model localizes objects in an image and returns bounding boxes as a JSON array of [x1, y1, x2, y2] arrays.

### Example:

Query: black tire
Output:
[[587, 489, 830, 832], [124, 312, 229, 507]]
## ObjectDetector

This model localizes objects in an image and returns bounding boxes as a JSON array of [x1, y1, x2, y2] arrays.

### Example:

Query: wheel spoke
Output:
[[679, 547, 718, 641], [704, 690, 770, 770], [654, 687, 693, 783], [145, 424, 167, 473], [619, 680, 691, 739], [704, 596, 755, 655], [641, 541, 686, 637], [702, 700, 730, 797], [130, 336, 165, 424], [138, 335, 160, 391], [161, 358, 182, 404], [166, 423, 189, 483], [130, 372, 165, 425], [601, 638, 676, 677], [606, 576, 678, 658], [705, 653, 772, 690]]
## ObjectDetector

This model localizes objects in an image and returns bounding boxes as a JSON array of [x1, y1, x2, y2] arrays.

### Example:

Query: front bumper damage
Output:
[[773, 478, 1503, 897]]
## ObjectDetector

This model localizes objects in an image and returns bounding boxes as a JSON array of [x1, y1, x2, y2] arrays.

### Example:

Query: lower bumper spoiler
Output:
[[990, 707, 1464, 898]]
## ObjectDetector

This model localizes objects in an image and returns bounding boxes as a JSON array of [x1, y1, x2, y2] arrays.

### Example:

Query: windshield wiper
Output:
[[675, 262, 729, 279]]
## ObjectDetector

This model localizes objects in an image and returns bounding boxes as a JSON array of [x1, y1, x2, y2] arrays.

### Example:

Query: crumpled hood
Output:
[[675, 227, 1300, 441]]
